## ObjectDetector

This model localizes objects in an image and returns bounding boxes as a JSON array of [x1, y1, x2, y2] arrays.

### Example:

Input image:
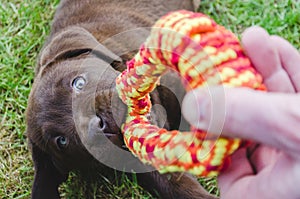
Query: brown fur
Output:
[[26, 0, 217, 198]]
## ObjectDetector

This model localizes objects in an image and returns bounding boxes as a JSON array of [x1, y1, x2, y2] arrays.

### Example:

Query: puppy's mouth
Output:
[[92, 112, 127, 150]]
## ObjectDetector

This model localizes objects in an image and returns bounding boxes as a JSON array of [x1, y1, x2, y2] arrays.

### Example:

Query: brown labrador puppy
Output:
[[26, 0, 218, 198]]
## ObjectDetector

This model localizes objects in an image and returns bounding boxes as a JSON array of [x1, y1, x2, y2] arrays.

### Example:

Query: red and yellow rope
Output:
[[116, 10, 265, 176]]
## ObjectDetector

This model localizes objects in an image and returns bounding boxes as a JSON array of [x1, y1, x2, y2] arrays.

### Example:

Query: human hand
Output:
[[182, 26, 300, 199]]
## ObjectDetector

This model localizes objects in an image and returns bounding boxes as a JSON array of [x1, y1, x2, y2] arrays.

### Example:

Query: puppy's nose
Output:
[[87, 116, 107, 145], [88, 116, 103, 134], [94, 88, 127, 132]]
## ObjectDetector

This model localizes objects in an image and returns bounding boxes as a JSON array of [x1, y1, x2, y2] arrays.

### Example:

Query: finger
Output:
[[182, 87, 300, 157], [218, 148, 253, 192], [220, 154, 300, 199], [248, 145, 281, 173], [241, 26, 295, 92], [271, 35, 300, 92]]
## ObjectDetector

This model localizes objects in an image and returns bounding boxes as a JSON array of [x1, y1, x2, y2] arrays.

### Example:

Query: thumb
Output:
[[182, 86, 300, 155]]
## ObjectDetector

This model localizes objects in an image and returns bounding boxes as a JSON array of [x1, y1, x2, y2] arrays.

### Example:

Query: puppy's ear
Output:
[[37, 26, 122, 74], [29, 139, 68, 199]]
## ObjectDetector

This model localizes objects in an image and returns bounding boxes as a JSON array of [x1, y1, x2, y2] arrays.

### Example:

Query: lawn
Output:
[[0, 0, 299, 198]]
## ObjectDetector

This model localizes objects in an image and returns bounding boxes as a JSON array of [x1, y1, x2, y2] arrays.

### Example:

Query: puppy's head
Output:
[[26, 26, 184, 198], [26, 27, 129, 176]]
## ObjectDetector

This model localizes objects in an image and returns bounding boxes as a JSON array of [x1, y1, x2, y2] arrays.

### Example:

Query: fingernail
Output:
[[182, 88, 209, 129]]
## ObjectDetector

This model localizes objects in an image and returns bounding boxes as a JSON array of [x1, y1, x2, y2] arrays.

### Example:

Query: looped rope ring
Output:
[[116, 10, 265, 176]]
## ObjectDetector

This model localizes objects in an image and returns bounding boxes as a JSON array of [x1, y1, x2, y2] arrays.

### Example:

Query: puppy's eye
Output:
[[72, 76, 86, 91], [56, 136, 68, 149]]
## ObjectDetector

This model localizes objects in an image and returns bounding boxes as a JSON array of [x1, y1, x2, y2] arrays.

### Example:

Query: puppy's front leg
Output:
[[29, 140, 68, 199], [136, 171, 218, 199]]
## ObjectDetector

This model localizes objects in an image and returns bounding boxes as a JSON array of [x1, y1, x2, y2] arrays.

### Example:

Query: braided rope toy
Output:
[[116, 10, 266, 177]]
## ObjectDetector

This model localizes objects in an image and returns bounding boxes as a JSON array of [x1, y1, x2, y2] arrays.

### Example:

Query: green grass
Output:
[[199, 0, 300, 46], [0, 1, 59, 198], [0, 0, 299, 198]]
